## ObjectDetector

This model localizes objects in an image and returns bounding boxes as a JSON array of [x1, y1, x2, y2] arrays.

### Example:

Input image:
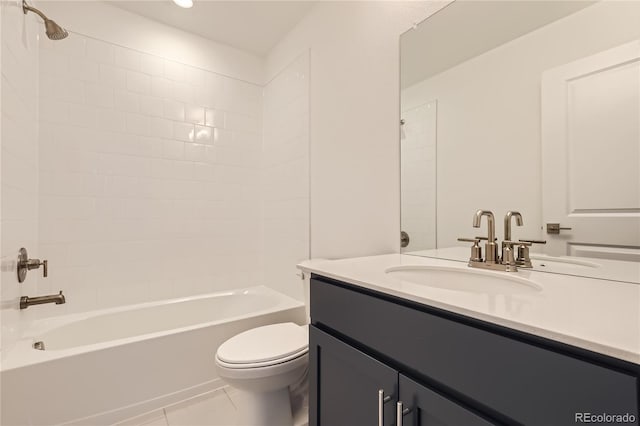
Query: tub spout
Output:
[[20, 291, 65, 310]]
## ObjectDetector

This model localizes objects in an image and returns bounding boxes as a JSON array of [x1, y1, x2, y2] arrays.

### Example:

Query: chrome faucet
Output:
[[20, 291, 65, 310], [504, 211, 523, 243], [459, 210, 546, 272], [472, 210, 498, 263], [17, 247, 48, 283], [502, 211, 546, 267]]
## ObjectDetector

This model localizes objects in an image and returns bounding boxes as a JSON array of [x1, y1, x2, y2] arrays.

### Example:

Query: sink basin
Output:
[[385, 265, 541, 294], [529, 255, 600, 268]]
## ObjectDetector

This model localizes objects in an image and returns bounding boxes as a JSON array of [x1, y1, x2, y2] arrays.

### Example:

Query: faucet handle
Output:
[[457, 237, 479, 243], [457, 238, 482, 262], [508, 240, 538, 268], [26, 258, 48, 277], [17, 248, 49, 283], [504, 240, 530, 246], [475, 236, 498, 241], [519, 239, 546, 245]]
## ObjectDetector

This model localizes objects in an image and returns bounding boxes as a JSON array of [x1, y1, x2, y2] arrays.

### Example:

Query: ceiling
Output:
[[401, 1, 595, 88], [109, 1, 316, 56]]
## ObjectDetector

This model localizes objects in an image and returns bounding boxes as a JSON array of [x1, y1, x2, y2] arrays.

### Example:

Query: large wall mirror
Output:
[[400, 0, 640, 283]]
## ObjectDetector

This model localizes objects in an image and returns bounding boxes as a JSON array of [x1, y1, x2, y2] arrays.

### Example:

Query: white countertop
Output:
[[405, 246, 640, 284], [298, 254, 640, 365]]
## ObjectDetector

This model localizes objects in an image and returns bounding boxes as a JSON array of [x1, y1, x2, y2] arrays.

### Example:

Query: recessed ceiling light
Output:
[[172, 0, 193, 9]]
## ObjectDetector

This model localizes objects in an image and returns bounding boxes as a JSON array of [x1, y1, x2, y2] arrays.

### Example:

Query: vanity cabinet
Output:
[[309, 275, 640, 426], [310, 326, 492, 426]]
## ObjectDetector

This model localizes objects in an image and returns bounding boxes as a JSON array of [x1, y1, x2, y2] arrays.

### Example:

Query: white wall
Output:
[[266, 1, 444, 259], [0, 0, 40, 352], [262, 51, 310, 301], [44, 1, 263, 85], [1, 1, 315, 330], [37, 30, 263, 315], [402, 1, 640, 248]]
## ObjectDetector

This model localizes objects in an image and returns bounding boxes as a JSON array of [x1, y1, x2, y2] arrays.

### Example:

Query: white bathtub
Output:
[[1, 286, 306, 426]]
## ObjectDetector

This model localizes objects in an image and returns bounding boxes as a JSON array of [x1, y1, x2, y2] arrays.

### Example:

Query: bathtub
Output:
[[0, 286, 306, 426]]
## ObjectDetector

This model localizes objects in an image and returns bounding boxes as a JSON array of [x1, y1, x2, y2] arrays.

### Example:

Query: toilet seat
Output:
[[216, 323, 308, 369], [216, 347, 308, 369]]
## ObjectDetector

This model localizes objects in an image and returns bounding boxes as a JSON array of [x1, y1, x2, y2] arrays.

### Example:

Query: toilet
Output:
[[215, 322, 309, 426]]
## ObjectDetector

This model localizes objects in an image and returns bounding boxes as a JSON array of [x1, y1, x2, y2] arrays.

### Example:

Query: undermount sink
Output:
[[385, 265, 542, 294], [529, 255, 600, 268]]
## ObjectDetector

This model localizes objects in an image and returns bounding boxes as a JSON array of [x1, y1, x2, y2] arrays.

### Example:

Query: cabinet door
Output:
[[398, 375, 496, 426], [309, 326, 398, 426]]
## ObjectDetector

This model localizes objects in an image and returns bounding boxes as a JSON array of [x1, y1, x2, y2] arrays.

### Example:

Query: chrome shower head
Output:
[[44, 18, 68, 40], [23, 0, 68, 40]]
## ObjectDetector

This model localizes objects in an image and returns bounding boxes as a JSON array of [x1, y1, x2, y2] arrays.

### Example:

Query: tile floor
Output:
[[115, 387, 308, 426]]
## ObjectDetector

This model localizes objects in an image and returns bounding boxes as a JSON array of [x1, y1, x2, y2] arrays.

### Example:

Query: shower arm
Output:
[[23, 1, 50, 22]]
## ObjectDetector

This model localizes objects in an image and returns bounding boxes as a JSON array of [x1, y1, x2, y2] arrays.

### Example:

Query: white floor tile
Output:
[[141, 416, 170, 426], [114, 409, 168, 426], [115, 386, 310, 426], [223, 387, 250, 411], [225, 386, 308, 426], [165, 389, 237, 426]]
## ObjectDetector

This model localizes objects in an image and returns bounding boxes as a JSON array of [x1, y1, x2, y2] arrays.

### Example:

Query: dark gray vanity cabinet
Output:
[[309, 326, 397, 426], [310, 327, 492, 426], [309, 275, 640, 426], [399, 374, 494, 426]]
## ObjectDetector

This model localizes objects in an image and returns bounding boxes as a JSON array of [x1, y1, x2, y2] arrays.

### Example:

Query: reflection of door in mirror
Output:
[[542, 40, 640, 261], [399, 1, 640, 282], [401, 101, 437, 252]]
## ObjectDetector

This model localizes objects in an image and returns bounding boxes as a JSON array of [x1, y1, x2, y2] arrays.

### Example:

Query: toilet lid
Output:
[[217, 323, 308, 365]]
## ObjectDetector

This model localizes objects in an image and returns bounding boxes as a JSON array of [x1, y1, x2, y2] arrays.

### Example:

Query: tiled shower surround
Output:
[[1, 3, 41, 348], [33, 33, 307, 316]]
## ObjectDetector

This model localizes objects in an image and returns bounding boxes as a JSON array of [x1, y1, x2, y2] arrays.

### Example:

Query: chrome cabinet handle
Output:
[[378, 389, 391, 426], [396, 401, 411, 426]]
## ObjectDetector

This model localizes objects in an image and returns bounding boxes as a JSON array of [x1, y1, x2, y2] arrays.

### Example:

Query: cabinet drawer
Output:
[[311, 277, 639, 425]]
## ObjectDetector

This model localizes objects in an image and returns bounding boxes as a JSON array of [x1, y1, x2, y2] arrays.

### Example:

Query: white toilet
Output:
[[215, 322, 309, 426]]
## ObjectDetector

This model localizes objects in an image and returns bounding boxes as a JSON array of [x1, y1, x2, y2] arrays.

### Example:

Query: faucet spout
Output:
[[504, 211, 523, 242], [473, 210, 495, 241], [473, 210, 498, 263]]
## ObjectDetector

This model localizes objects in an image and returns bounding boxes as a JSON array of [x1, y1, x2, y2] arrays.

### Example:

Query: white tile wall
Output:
[[1, 2, 41, 351], [261, 52, 310, 301], [37, 33, 264, 315], [400, 101, 437, 251], [3, 17, 309, 359]]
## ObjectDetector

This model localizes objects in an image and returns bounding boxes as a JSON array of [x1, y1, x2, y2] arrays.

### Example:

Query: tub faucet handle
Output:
[[35, 259, 48, 277], [17, 248, 49, 283], [25, 258, 47, 276]]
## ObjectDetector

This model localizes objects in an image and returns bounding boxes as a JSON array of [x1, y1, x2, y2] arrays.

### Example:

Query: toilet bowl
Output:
[[215, 322, 309, 426]]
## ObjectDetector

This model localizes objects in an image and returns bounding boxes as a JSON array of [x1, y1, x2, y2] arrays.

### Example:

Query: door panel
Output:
[[309, 326, 398, 426], [542, 40, 640, 258], [398, 374, 496, 426]]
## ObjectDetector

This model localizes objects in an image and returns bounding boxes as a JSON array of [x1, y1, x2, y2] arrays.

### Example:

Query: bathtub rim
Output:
[[0, 285, 304, 372]]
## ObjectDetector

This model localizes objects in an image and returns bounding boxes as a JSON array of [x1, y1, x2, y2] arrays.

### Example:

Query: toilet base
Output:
[[236, 388, 293, 426]]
